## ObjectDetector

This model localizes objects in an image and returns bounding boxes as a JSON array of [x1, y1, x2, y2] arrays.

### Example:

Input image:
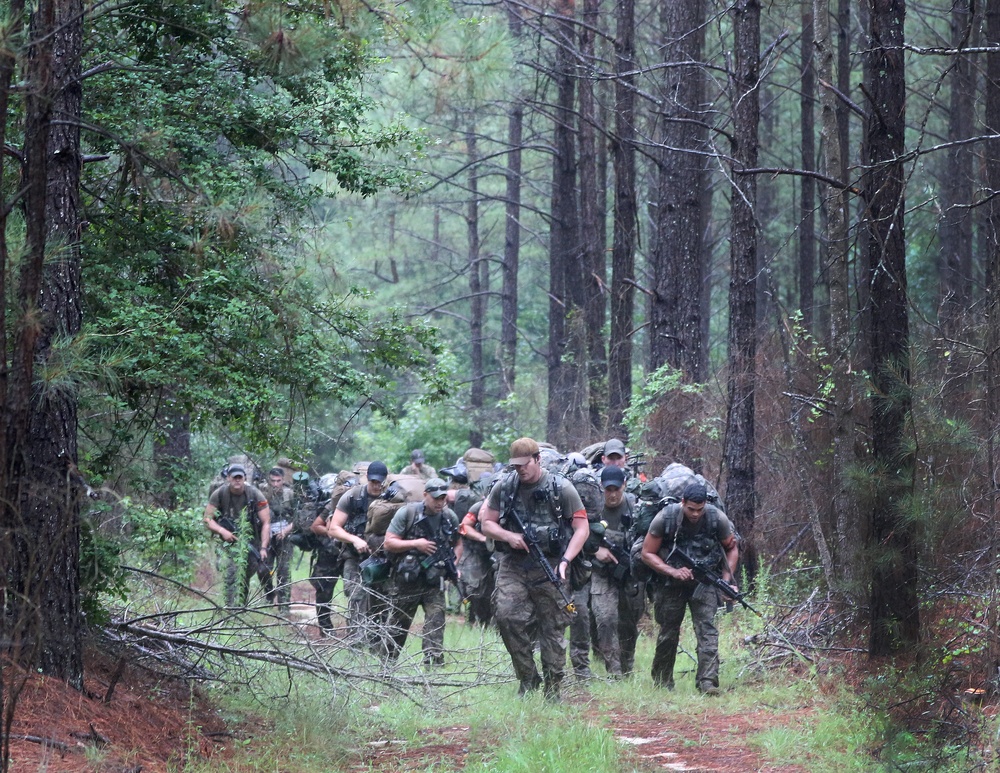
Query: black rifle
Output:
[[599, 534, 632, 583], [217, 516, 273, 580], [415, 515, 459, 583], [667, 546, 758, 614], [627, 453, 647, 481], [504, 507, 576, 613]]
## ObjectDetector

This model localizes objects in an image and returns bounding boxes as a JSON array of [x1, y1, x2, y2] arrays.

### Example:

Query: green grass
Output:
[[164, 586, 992, 772]]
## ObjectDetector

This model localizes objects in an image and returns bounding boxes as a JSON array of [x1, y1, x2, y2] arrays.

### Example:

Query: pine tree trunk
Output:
[[862, 0, 919, 656], [608, 0, 637, 436], [3, 0, 85, 689], [650, 0, 708, 382], [723, 0, 760, 587]]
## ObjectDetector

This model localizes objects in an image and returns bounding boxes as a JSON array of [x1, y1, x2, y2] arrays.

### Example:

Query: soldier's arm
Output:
[[480, 503, 527, 552], [641, 530, 691, 582], [257, 501, 271, 552], [204, 502, 236, 542], [557, 512, 589, 580], [327, 508, 368, 553]]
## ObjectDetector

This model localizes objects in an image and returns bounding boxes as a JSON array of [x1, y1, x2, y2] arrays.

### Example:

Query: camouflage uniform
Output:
[[487, 471, 585, 697], [331, 484, 375, 635], [647, 502, 735, 690], [264, 483, 296, 608], [383, 502, 459, 663], [456, 499, 494, 626], [590, 496, 644, 676]]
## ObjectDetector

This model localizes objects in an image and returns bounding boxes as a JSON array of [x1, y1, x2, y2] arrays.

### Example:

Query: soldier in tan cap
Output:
[[480, 437, 590, 700]]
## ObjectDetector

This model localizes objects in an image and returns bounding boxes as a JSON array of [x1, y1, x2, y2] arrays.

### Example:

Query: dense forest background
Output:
[[3, 0, 1000, 691]]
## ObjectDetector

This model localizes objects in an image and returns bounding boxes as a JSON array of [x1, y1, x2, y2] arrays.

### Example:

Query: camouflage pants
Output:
[[383, 581, 446, 663], [266, 535, 294, 608], [568, 582, 592, 676], [221, 543, 266, 607], [590, 572, 645, 676], [650, 581, 719, 689], [493, 554, 575, 697], [310, 546, 343, 632]]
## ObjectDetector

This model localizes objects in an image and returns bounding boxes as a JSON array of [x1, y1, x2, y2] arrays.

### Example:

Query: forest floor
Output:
[[4, 576, 850, 772], [5, 646, 816, 773]]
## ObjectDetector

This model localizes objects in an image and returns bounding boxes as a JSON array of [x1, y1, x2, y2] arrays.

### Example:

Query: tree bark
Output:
[[815, 0, 859, 597], [723, 0, 761, 587], [500, 2, 524, 402], [579, 0, 606, 437], [3, 0, 85, 689], [800, 3, 816, 334], [650, 0, 709, 382], [467, 119, 485, 448], [546, 0, 582, 447], [608, 0, 637, 437], [862, 0, 919, 656]]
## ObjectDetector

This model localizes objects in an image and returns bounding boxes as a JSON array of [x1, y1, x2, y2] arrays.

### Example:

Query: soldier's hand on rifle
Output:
[[352, 536, 370, 555], [670, 565, 694, 582], [505, 532, 528, 552], [414, 537, 437, 555], [595, 546, 617, 564], [220, 528, 237, 544]]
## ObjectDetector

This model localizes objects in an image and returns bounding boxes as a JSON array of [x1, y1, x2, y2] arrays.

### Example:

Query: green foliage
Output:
[[123, 503, 207, 581], [80, 509, 129, 624], [624, 364, 708, 450]]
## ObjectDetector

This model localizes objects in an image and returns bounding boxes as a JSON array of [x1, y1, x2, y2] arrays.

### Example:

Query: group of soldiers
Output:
[[203, 438, 741, 701]]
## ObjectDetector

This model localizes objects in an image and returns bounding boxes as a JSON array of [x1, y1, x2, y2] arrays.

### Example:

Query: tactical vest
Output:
[[215, 485, 262, 538], [496, 470, 569, 554], [343, 485, 371, 537], [655, 502, 725, 571], [266, 486, 295, 522]]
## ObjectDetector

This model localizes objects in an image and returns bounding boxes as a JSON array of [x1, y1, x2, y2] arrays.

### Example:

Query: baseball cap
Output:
[[508, 437, 540, 465], [367, 461, 389, 482], [228, 464, 246, 478], [600, 465, 626, 489], [424, 477, 449, 498], [604, 439, 626, 457], [411, 449, 426, 463]]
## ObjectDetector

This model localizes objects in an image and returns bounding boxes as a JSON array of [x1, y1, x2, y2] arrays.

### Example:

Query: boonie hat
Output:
[[604, 438, 626, 457], [424, 477, 449, 498], [228, 464, 246, 478], [600, 465, 626, 489], [509, 437, 540, 465], [367, 461, 389, 481]]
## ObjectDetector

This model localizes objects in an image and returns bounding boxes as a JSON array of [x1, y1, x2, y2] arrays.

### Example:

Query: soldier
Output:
[[327, 461, 389, 639], [204, 464, 272, 606], [590, 465, 644, 677], [263, 467, 296, 610], [457, 495, 494, 626], [400, 449, 437, 480], [480, 437, 590, 700], [382, 477, 461, 664], [640, 482, 739, 694]]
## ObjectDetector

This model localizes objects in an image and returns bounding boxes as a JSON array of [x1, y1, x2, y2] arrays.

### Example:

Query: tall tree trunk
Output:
[[467, 119, 485, 448], [862, 0, 918, 656], [579, 0, 606, 436], [815, 0, 859, 595], [650, 0, 709, 382], [3, 0, 85, 689], [938, 0, 976, 402], [723, 0, 760, 587], [800, 3, 816, 334], [608, 0, 637, 437], [547, 0, 582, 447], [500, 2, 524, 402], [983, 0, 1000, 678]]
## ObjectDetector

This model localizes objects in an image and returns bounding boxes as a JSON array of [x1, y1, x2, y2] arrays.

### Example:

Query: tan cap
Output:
[[508, 437, 540, 465]]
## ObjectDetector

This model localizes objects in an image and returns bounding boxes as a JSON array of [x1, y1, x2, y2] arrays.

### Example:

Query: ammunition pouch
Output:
[[395, 552, 425, 585]]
